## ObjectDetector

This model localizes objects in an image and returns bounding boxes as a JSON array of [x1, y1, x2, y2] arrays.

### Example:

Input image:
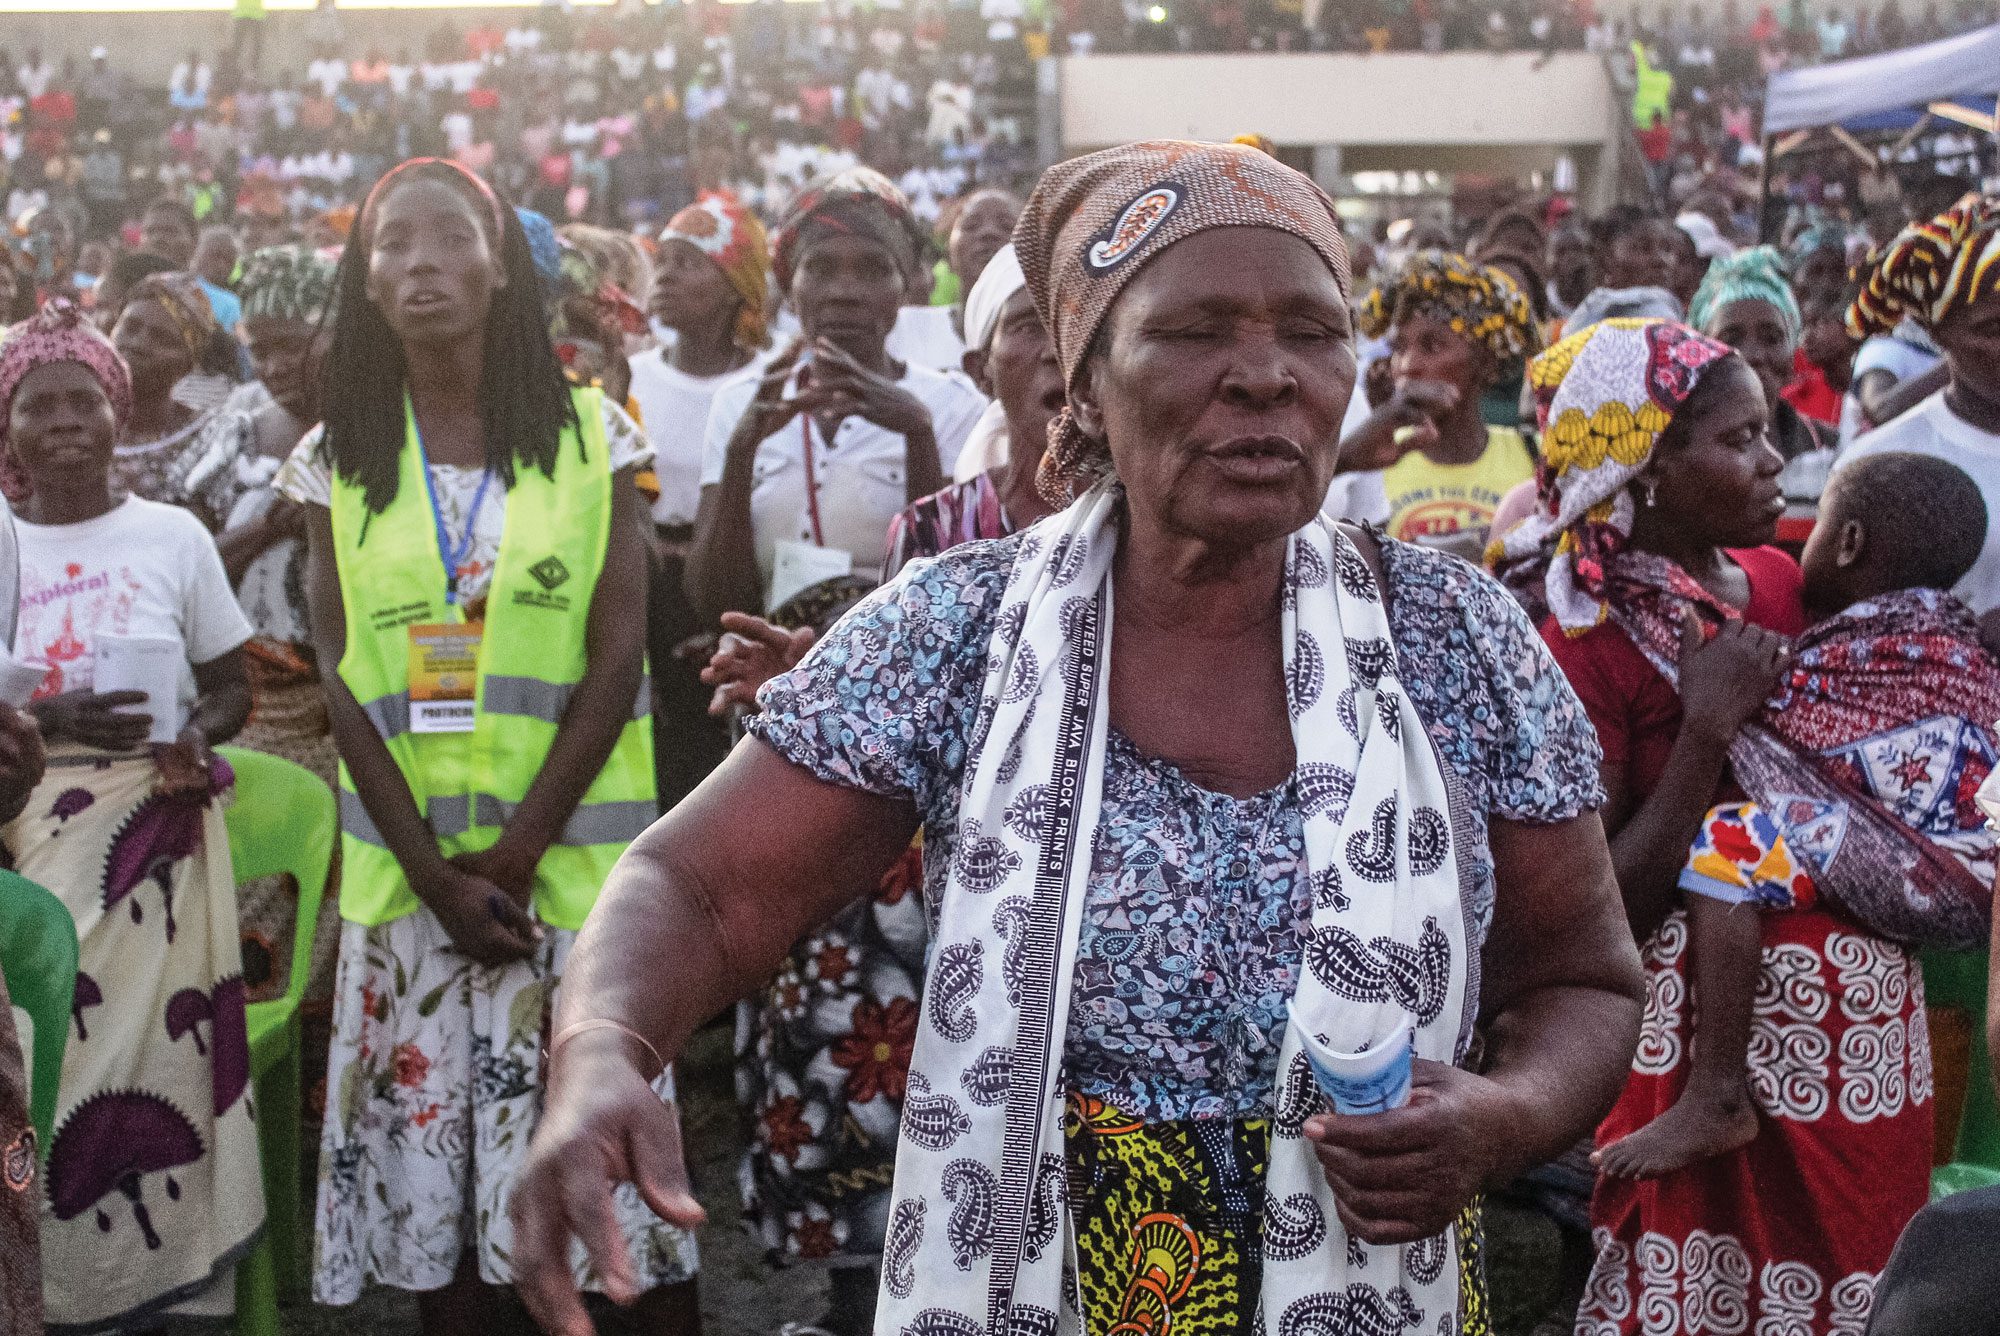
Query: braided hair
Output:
[[319, 160, 579, 519]]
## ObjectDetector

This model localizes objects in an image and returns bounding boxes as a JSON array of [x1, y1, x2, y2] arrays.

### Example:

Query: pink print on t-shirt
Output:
[[17, 558, 140, 699]]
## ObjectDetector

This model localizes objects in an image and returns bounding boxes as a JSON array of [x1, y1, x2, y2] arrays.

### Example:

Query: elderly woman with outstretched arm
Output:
[[514, 141, 1644, 1336]]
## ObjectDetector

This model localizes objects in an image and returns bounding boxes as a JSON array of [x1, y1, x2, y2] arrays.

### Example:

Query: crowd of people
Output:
[[0, 0, 1995, 264], [0, 7, 1996, 1336], [0, 0, 1043, 266]]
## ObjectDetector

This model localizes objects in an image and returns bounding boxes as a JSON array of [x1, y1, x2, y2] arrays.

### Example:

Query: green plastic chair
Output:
[[0, 869, 78, 1152], [1922, 949, 2000, 1198], [219, 747, 335, 1336]]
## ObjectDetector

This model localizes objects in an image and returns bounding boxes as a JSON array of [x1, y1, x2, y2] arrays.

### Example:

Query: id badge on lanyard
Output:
[[412, 429, 494, 734], [765, 415, 855, 613], [408, 622, 481, 733]]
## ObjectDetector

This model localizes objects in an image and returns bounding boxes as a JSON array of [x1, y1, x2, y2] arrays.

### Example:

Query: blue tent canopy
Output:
[[1832, 95, 1999, 137], [1764, 24, 2000, 136]]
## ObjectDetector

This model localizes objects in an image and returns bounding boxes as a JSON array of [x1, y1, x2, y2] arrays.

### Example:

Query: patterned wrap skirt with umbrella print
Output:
[[5, 751, 263, 1333]]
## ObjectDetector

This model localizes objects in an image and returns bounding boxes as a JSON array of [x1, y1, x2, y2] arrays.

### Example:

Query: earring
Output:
[[1641, 477, 1658, 508]]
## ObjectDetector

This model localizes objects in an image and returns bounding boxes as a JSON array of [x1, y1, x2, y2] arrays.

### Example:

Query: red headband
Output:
[[358, 157, 507, 246]]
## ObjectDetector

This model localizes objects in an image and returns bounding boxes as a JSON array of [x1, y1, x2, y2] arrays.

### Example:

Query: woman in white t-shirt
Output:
[[1839, 192, 2000, 616], [689, 168, 986, 619], [628, 194, 774, 808], [885, 186, 1024, 375], [0, 302, 260, 1332]]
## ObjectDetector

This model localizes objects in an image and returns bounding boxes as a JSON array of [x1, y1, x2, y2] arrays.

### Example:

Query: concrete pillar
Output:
[[1036, 57, 1062, 169], [1311, 143, 1343, 193]]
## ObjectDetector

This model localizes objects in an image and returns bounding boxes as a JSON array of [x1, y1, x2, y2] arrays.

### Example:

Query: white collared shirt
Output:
[[630, 347, 775, 529], [700, 361, 988, 594]]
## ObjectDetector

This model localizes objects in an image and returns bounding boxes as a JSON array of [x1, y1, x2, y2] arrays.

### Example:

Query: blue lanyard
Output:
[[415, 427, 494, 608]]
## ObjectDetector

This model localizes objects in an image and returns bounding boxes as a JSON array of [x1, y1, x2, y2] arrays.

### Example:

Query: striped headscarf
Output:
[[123, 271, 218, 358], [1357, 249, 1541, 363], [1688, 244, 1802, 347], [771, 167, 925, 296], [661, 193, 772, 350], [1013, 139, 1351, 501], [1491, 317, 1736, 634], [239, 244, 339, 326], [1848, 191, 2000, 337]]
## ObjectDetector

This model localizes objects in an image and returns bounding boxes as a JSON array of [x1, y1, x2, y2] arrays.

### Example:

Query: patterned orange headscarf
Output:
[[660, 192, 771, 351]]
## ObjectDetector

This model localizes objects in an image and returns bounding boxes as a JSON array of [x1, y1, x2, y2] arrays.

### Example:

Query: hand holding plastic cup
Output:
[[1291, 1011, 1415, 1116]]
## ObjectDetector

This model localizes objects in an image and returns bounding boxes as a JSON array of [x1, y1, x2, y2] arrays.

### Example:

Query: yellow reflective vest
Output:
[[328, 387, 655, 929], [1631, 40, 1674, 130]]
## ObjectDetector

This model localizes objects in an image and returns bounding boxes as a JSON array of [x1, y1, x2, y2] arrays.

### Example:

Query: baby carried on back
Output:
[[1599, 451, 2000, 1179]]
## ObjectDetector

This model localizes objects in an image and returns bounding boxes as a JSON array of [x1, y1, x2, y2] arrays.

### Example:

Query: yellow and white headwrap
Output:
[[1490, 317, 1735, 633], [1357, 248, 1541, 364]]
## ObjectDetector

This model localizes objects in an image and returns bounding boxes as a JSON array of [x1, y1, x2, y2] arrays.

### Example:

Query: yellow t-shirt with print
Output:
[[1379, 425, 1535, 543]]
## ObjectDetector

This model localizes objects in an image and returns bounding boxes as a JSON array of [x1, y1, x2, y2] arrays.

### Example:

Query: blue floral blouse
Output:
[[748, 533, 1604, 1122]]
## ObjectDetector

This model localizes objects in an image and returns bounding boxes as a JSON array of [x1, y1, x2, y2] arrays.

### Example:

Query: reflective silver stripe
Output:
[[467, 793, 655, 845], [359, 675, 649, 742], [429, 793, 475, 837], [340, 788, 652, 848], [480, 675, 573, 723], [481, 676, 654, 723], [339, 789, 389, 848], [556, 799, 656, 845], [360, 692, 410, 741]]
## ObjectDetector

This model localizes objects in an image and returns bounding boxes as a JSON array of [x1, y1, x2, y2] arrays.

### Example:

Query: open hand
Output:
[[32, 689, 153, 753], [701, 612, 817, 716], [511, 1030, 706, 1336], [1677, 610, 1789, 748]]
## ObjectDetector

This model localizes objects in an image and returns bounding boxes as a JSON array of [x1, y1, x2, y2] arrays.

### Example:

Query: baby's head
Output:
[[1802, 452, 1989, 618]]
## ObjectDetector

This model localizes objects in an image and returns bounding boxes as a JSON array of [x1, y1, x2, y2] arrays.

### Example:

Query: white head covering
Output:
[[1675, 211, 1737, 261], [960, 241, 1026, 354]]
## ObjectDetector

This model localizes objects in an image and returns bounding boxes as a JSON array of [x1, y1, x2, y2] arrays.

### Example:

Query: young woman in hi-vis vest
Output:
[[278, 157, 699, 1335]]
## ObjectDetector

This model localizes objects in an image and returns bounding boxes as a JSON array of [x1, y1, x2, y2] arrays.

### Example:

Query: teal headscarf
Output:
[[1688, 245, 1802, 348], [1787, 219, 1849, 266]]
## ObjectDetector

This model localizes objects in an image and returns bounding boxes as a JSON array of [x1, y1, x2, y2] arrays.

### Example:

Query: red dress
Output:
[[1547, 548, 1932, 1336]]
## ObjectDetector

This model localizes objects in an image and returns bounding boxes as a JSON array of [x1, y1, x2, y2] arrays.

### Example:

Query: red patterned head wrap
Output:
[[662, 192, 772, 350], [0, 298, 132, 446], [770, 167, 924, 297]]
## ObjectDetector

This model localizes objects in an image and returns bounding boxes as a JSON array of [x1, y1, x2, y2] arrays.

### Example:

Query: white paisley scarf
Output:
[[877, 481, 1476, 1336]]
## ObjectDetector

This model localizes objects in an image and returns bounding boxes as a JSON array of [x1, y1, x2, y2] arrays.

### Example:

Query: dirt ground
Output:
[[231, 1021, 1573, 1336]]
